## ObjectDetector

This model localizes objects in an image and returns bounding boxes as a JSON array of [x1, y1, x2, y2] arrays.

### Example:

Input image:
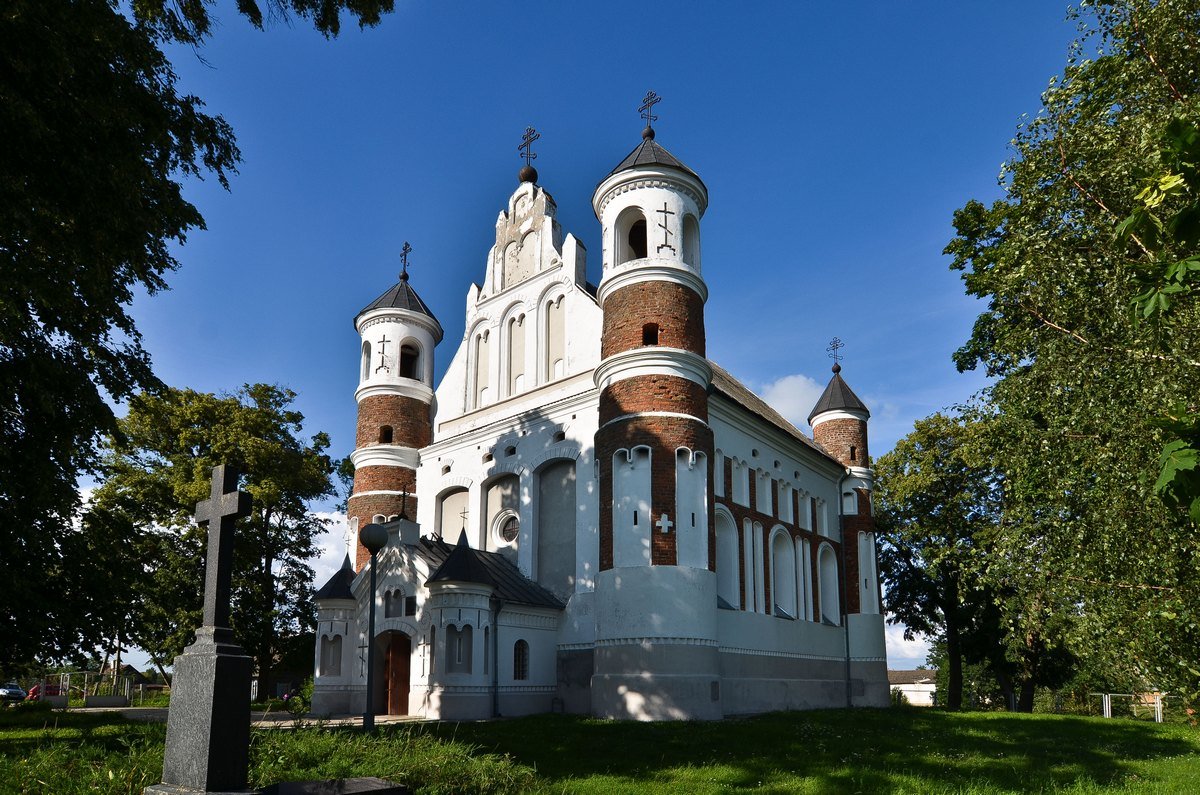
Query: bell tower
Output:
[[591, 93, 721, 719], [349, 244, 443, 569]]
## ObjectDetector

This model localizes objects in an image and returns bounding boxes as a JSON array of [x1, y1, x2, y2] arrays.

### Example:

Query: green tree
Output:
[[875, 413, 1001, 710], [0, 0, 393, 671], [89, 384, 334, 694], [945, 0, 1200, 697]]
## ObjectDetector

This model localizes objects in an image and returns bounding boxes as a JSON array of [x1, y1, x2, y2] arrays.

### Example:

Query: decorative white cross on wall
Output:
[[655, 513, 673, 534]]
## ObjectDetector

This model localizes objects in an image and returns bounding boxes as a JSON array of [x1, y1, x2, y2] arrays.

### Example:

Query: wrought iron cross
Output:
[[376, 335, 391, 374], [519, 126, 540, 166], [459, 507, 469, 531], [827, 337, 845, 362], [194, 465, 252, 629], [656, 202, 676, 254], [399, 241, 412, 280], [639, 90, 661, 126]]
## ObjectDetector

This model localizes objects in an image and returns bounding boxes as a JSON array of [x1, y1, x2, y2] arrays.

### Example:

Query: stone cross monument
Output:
[[147, 464, 254, 795]]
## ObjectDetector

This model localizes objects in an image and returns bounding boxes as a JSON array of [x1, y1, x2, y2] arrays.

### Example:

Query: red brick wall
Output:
[[596, 415, 713, 570], [355, 394, 432, 449], [599, 376, 708, 425], [812, 417, 868, 468], [839, 487, 875, 615], [601, 281, 705, 358]]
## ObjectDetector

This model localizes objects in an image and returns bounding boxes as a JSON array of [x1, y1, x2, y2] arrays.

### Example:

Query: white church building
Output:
[[311, 115, 888, 721]]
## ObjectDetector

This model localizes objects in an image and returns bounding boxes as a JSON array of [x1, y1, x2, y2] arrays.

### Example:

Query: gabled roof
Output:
[[888, 669, 937, 685], [807, 365, 870, 424], [357, 273, 439, 324], [708, 361, 838, 463], [418, 536, 564, 610], [606, 129, 703, 185], [314, 554, 355, 601]]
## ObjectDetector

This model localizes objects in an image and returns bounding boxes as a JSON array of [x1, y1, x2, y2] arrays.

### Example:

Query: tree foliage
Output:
[[0, 0, 394, 671], [89, 384, 334, 691], [946, 0, 1200, 697]]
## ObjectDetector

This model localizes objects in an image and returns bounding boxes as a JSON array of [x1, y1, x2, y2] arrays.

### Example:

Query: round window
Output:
[[499, 515, 520, 543]]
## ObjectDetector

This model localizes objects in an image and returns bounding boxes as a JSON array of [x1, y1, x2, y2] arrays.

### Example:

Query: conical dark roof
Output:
[[357, 273, 439, 324], [314, 554, 355, 601], [807, 366, 870, 424], [426, 531, 496, 587], [607, 128, 703, 184]]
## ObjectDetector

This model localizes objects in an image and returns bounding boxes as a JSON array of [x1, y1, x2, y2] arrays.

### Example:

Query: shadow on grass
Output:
[[415, 708, 1198, 793], [0, 708, 165, 759]]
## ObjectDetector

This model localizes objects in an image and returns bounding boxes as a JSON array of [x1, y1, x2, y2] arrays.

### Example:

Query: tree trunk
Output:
[[1018, 678, 1037, 712], [945, 621, 963, 710]]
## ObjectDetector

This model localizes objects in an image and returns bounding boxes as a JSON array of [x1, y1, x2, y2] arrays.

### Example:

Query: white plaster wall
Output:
[[594, 566, 717, 643], [675, 449, 709, 570]]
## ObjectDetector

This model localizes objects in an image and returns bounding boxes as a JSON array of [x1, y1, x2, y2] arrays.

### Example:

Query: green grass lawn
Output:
[[1, 705, 1197, 794]]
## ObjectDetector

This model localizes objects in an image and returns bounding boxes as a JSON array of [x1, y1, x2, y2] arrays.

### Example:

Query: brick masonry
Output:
[[355, 394, 432, 449], [599, 375, 708, 425], [596, 414, 714, 570], [600, 281, 706, 358], [812, 417, 869, 468]]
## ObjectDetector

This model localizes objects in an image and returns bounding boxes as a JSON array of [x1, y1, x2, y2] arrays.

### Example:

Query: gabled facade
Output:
[[312, 123, 888, 721]]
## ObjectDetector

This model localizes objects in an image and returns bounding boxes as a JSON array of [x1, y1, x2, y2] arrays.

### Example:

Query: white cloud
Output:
[[310, 510, 351, 589], [885, 622, 932, 669], [757, 373, 825, 429]]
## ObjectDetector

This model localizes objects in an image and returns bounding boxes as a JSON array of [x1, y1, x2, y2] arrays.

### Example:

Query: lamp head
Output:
[[359, 522, 388, 555]]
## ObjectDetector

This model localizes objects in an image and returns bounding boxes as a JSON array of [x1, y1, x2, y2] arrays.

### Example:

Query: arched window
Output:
[[447, 625, 473, 674], [372, 514, 386, 525], [771, 530, 797, 619], [818, 544, 840, 625], [384, 589, 403, 618], [615, 207, 647, 265], [544, 296, 565, 380], [842, 490, 858, 514], [513, 639, 529, 681], [319, 635, 342, 676], [378, 425, 393, 444], [361, 341, 372, 382], [682, 213, 700, 267], [486, 474, 520, 550], [714, 511, 740, 609], [437, 488, 469, 537], [796, 538, 813, 621], [473, 330, 491, 408], [537, 459, 577, 598], [508, 314, 526, 395], [399, 344, 420, 380]]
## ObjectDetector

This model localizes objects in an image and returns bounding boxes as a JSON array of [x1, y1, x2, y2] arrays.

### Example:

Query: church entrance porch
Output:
[[381, 631, 411, 716]]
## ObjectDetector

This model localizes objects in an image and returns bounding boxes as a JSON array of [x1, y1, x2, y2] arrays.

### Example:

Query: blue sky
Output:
[[118, 2, 1085, 670]]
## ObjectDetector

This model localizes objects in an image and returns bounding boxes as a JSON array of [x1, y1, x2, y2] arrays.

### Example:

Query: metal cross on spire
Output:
[[519, 126, 540, 166], [399, 241, 412, 281], [826, 337, 845, 373], [639, 90, 662, 127]]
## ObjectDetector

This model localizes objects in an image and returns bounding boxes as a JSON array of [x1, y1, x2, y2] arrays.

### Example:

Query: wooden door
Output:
[[385, 633, 411, 715]]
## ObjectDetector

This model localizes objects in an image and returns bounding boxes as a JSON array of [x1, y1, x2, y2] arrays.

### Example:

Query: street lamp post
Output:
[[359, 522, 388, 731]]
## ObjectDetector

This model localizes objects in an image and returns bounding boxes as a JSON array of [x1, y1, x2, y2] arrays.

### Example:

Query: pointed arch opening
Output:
[[361, 341, 372, 382], [818, 543, 841, 625]]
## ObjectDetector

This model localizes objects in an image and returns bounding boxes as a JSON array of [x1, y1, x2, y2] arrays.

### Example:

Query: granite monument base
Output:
[[146, 628, 254, 795]]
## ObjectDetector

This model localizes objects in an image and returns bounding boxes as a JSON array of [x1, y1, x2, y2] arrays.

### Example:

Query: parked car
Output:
[[0, 682, 26, 703]]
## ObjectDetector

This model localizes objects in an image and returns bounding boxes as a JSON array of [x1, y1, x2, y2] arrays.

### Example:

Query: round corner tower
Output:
[[808, 362, 879, 617], [590, 120, 721, 720], [349, 264, 443, 570]]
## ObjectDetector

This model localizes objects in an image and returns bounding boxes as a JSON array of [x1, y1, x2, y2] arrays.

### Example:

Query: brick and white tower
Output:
[[349, 254, 443, 570], [809, 361, 887, 704], [591, 105, 721, 719]]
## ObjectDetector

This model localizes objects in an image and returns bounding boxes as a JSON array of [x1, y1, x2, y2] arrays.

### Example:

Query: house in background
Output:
[[888, 669, 937, 706]]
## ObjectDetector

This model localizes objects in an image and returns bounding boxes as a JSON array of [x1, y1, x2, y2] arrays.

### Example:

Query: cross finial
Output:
[[827, 337, 845, 373], [639, 90, 662, 127], [459, 507, 469, 531], [399, 241, 412, 282], [519, 126, 540, 166]]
